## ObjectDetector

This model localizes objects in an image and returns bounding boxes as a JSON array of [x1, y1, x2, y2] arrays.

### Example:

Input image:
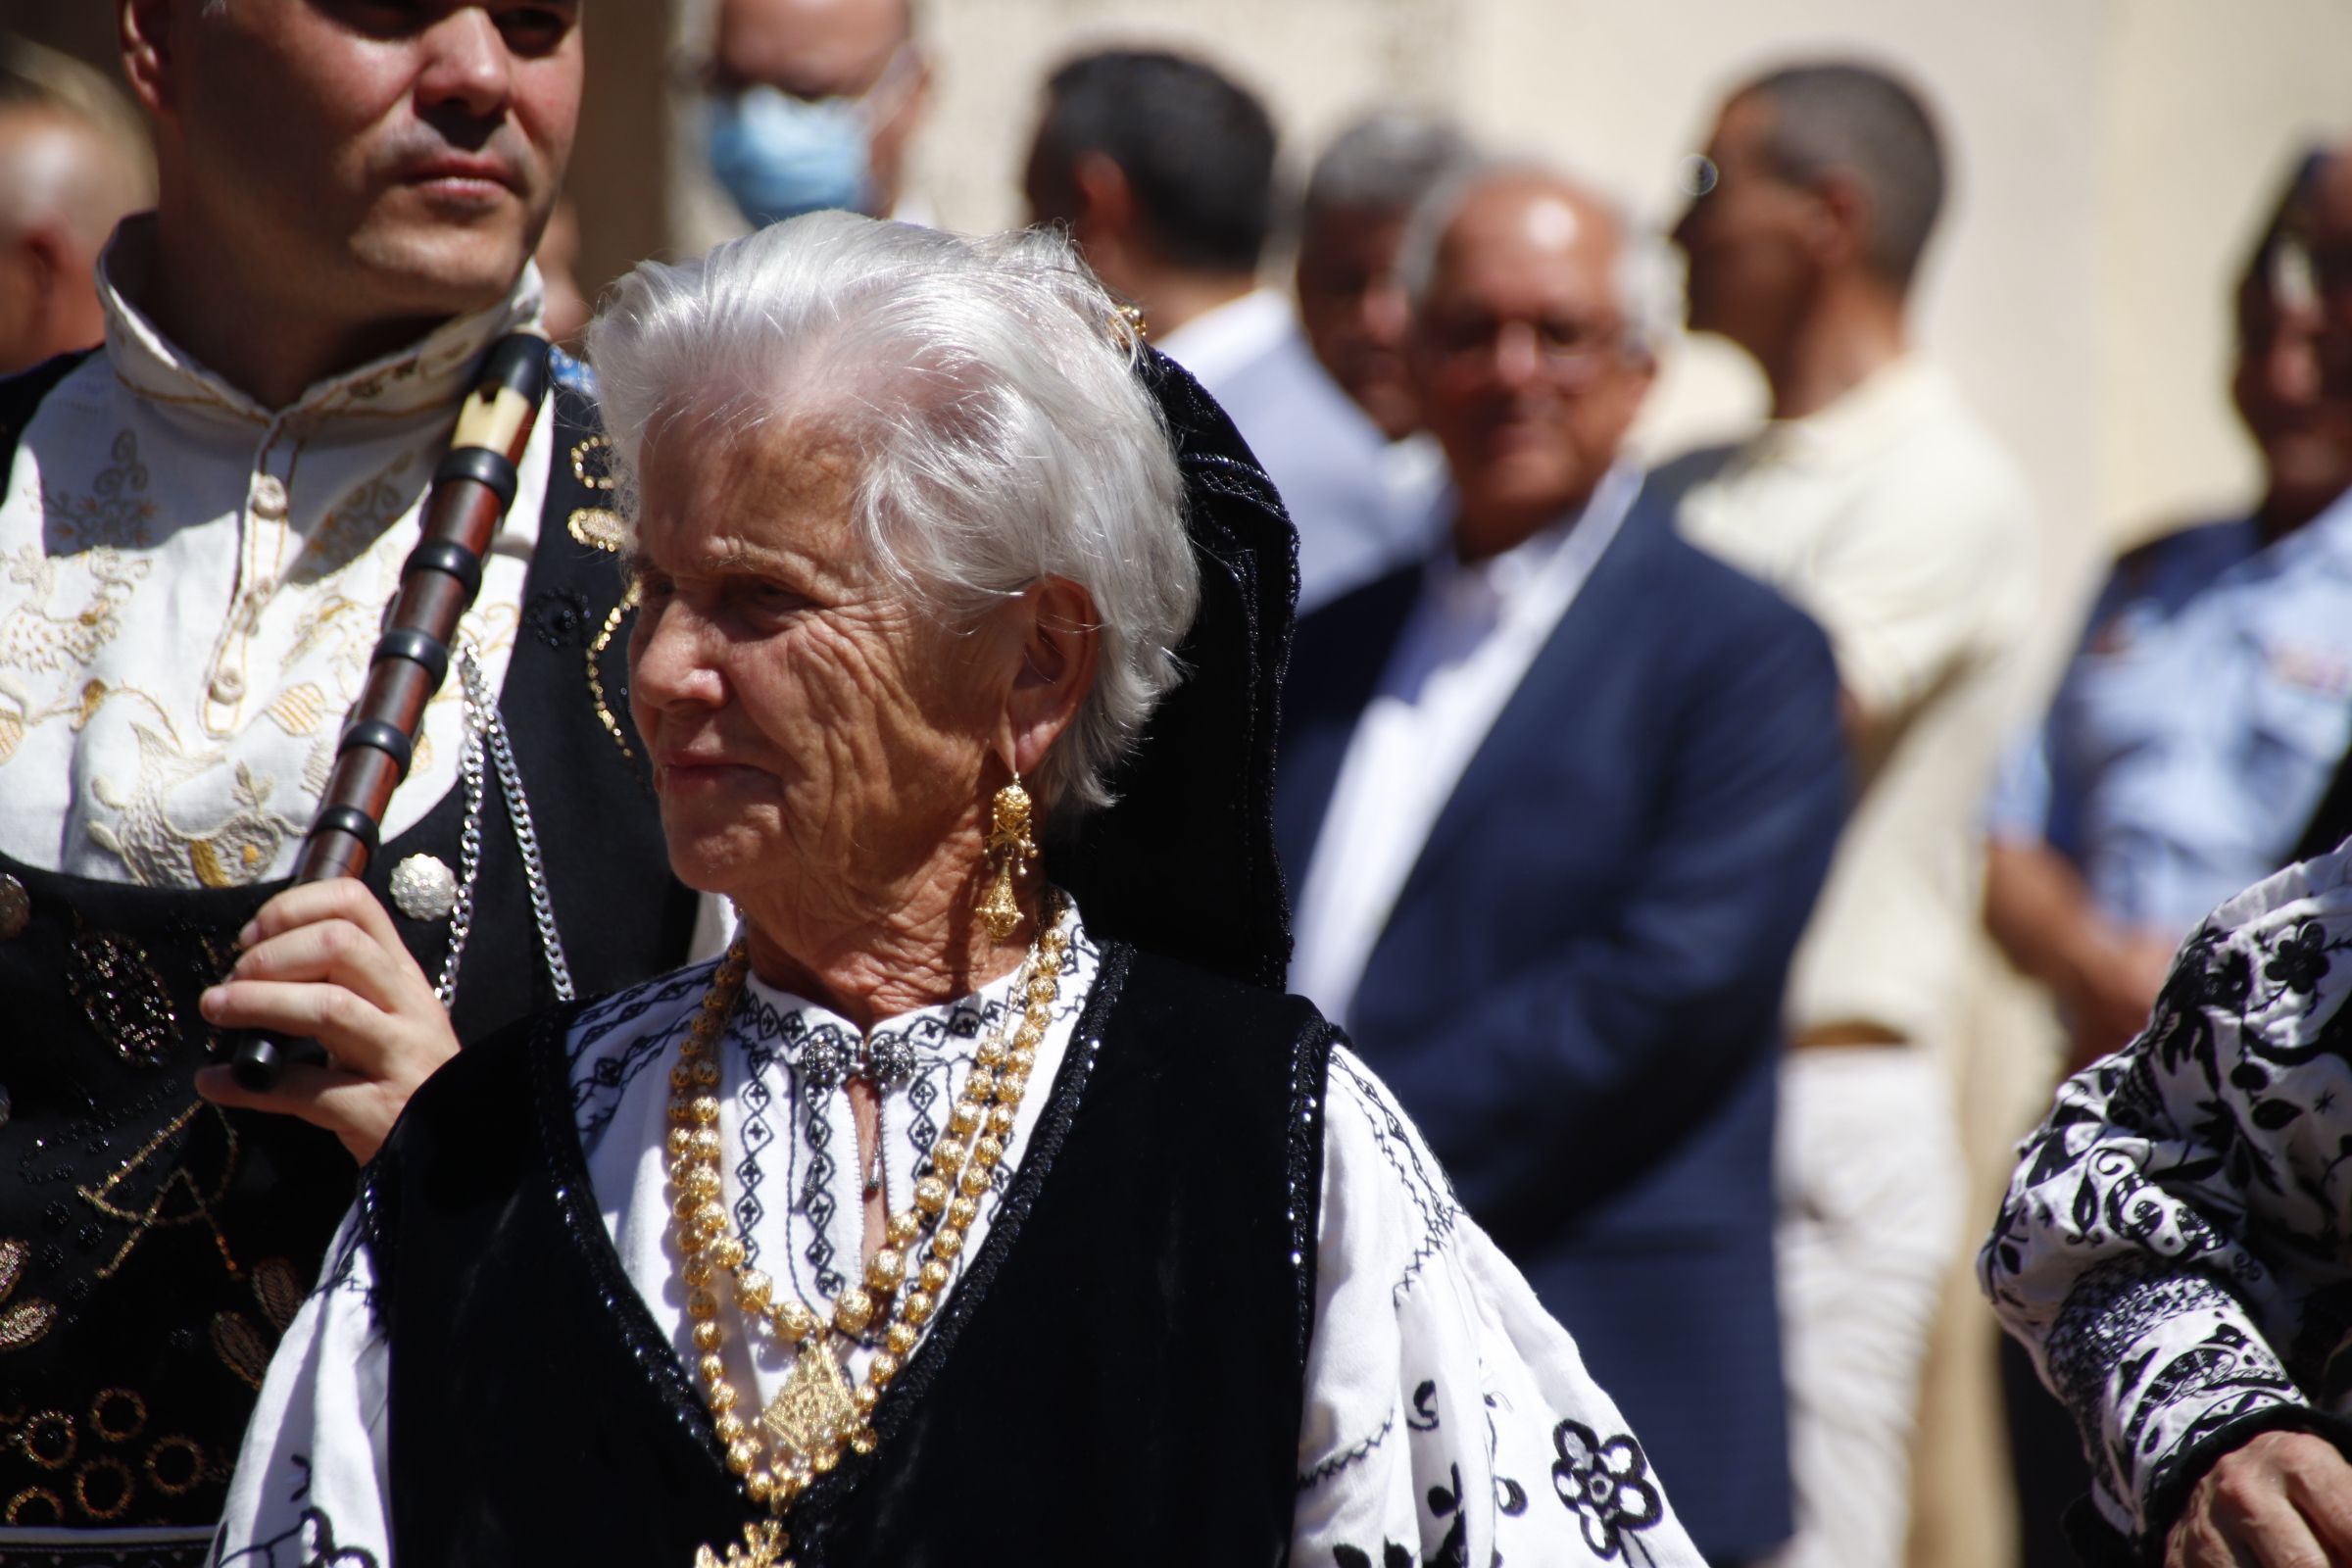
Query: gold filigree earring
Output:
[[977, 772, 1038, 942]]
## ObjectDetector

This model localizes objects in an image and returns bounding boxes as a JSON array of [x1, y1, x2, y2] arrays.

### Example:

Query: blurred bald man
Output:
[[704, 0, 931, 227], [0, 68, 149, 376], [1278, 163, 1843, 1566]]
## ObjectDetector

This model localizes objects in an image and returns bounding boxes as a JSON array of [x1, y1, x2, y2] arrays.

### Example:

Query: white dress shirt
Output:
[[218, 908, 1706, 1567], [0, 219, 550, 885], [1289, 465, 1642, 1024]]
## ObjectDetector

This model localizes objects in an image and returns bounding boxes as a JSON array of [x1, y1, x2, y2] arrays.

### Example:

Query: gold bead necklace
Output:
[[670, 893, 1070, 1567]]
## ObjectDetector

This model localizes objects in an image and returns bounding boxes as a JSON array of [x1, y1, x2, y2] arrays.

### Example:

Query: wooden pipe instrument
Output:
[[224, 331, 552, 1092]]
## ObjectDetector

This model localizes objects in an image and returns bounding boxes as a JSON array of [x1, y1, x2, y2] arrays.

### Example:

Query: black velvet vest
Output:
[[0, 367, 697, 1536], [365, 945, 1332, 1567]]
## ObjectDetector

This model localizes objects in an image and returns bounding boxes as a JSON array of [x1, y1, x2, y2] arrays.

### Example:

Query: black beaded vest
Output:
[[0, 355, 698, 1539], [364, 944, 1333, 1568]]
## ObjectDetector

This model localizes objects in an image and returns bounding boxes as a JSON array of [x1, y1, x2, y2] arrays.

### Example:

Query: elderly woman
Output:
[[210, 215, 1699, 1568]]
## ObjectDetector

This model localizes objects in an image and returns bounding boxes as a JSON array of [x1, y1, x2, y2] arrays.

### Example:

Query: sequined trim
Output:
[[585, 584, 638, 762]]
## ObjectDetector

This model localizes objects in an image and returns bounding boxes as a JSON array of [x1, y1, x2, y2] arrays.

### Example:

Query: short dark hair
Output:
[[1038, 49, 1276, 274], [1742, 62, 1945, 290]]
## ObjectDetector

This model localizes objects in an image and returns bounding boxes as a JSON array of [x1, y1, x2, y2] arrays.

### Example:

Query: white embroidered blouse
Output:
[[216, 914, 1703, 1566]]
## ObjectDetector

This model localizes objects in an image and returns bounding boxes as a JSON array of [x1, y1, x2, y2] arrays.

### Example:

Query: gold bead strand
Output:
[[663, 942, 788, 1505], [831, 894, 1070, 1453]]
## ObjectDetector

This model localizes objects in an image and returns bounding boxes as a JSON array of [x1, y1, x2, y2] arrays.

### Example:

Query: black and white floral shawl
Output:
[[1984, 843, 2352, 1553]]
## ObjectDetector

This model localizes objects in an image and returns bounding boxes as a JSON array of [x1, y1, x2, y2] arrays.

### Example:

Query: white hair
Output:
[[584, 213, 1200, 819], [1396, 157, 1683, 360]]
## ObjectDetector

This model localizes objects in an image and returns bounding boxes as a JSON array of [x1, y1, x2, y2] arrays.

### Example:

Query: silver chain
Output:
[[435, 642, 576, 1008], [432, 679, 490, 1008]]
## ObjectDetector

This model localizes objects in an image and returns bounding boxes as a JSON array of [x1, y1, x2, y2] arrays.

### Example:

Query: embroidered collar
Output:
[[95, 214, 548, 427], [735, 934, 1074, 1092]]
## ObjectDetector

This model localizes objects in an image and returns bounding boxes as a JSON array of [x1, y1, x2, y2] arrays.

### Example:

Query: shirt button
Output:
[[209, 668, 246, 704], [250, 475, 289, 520]]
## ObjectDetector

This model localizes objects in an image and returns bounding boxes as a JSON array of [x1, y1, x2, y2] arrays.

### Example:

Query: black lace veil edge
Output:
[[1046, 345, 1299, 993]]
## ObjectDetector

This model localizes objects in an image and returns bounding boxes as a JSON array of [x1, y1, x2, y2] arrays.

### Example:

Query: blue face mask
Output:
[[707, 84, 874, 227]]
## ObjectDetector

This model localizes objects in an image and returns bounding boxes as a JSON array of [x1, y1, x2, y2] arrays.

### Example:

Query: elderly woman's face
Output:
[[625, 420, 1016, 912]]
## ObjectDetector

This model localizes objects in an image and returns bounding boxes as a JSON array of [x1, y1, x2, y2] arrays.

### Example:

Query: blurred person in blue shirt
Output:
[[1985, 145, 2352, 1071]]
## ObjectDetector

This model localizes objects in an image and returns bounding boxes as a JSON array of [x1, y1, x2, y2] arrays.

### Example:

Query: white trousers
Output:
[[1763, 1047, 1964, 1568]]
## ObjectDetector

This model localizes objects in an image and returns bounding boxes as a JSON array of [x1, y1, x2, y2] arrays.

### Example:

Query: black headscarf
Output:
[[1045, 347, 1298, 992]]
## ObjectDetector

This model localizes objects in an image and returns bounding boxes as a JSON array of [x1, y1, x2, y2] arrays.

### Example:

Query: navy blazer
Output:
[[1275, 487, 1845, 1564]]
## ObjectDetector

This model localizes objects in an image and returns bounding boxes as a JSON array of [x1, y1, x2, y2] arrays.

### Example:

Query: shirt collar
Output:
[[1745, 355, 1949, 471], [1428, 460, 1643, 612], [1152, 288, 1297, 389], [97, 214, 548, 427]]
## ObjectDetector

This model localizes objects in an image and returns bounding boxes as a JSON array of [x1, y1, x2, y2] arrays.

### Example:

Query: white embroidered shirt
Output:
[[0, 218, 554, 887]]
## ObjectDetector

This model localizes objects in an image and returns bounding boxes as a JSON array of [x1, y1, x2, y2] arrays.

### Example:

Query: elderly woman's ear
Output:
[[1001, 576, 1102, 780]]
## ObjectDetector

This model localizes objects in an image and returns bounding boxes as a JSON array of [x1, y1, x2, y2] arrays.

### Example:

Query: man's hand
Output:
[[194, 878, 457, 1164], [2167, 1430, 2352, 1568]]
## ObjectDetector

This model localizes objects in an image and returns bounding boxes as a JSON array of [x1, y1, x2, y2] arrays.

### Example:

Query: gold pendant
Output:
[[693, 1519, 789, 1567], [760, 1338, 857, 1459]]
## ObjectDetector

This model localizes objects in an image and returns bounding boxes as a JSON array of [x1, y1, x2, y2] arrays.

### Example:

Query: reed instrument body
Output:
[[225, 333, 552, 1091]]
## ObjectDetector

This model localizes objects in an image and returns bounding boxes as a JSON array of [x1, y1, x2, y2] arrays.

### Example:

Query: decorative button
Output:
[[389, 855, 459, 921], [0, 874, 25, 940], [250, 474, 288, 520], [208, 669, 246, 705]]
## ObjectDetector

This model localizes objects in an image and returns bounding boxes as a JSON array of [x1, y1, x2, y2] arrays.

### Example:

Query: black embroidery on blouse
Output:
[[1406, 1379, 1441, 1432], [1328, 1052, 1459, 1306], [785, 942, 1131, 1522], [1550, 1420, 1664, 1563], [1297, 1412, 1394, 1493], [211, 1503, 381, 1567], [1332, 1543, 1417, 1568], [567, 963, 711, 1140]]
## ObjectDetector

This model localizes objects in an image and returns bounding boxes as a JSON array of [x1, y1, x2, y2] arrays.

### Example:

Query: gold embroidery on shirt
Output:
[[39, 430, 155, 551], [263, 683, 328, 736], [87, 730, 306, 889], [292, 451, 420, 586], [0, 547, 153, 673]]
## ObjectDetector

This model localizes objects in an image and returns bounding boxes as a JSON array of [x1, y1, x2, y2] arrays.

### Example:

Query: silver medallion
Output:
[[388, 854, 460, 922]]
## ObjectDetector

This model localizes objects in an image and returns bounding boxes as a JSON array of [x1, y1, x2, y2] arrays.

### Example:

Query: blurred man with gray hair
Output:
[[1662, 60, 2039, 1568], [1296, 109, 1475, 443], [1278, 160, 1845, 1565], [0, 40, 150, 376]]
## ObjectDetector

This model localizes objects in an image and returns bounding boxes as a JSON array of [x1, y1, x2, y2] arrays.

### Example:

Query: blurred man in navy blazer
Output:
[[1276, 163, 1846, 1566]]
